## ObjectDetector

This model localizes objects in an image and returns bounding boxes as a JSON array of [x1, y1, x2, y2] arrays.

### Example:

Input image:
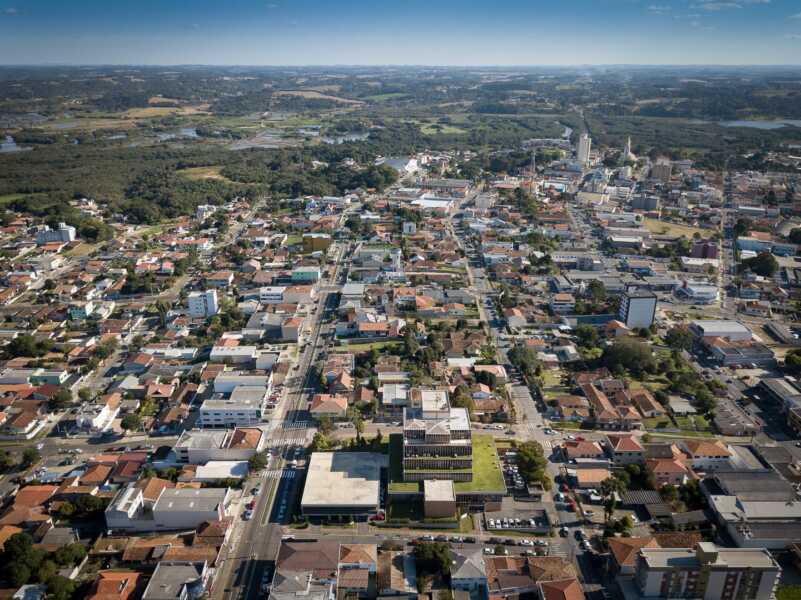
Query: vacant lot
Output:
[[643, 218, 707, 239]]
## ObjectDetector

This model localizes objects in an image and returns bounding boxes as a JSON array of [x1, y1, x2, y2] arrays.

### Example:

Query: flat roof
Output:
[[424, 479, 455, 502], [154, 488, 228, 512], [301, 452, 386, 510], [691, 320, 751, 336]]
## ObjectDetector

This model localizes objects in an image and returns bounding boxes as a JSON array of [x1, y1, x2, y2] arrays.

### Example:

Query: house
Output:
[[605, 435, 645, 466], [550, 294, 576, 315], [142, 561, 209, 600], [680, 439, 731, 472], [537, 578, 585, 600], [645, 458, 690, 486], [310, 394, 348, 419], [451, 549, 487, 594], [563, 440, 605, 461], [630, 389, 665, 418], [87, 571, 142, 600]]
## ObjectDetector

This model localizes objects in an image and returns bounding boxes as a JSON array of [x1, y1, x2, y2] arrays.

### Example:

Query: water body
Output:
[[720, 119, 801, 130], [0, 135, 32, 153]]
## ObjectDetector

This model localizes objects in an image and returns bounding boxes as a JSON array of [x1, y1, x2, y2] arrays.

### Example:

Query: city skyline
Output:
[[1, 0, 801, 66]]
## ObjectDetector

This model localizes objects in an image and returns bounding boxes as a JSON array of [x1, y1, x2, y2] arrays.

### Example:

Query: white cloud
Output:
[[694, 2, 742, 11], [1, 7, 18, 15], [789, 12, 801, 19], [785, 33, 801, 39], [647, 4, 672, 14]]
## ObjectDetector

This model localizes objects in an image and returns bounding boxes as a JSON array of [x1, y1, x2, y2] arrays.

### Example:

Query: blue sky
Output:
[[1, 0, 800, 65]]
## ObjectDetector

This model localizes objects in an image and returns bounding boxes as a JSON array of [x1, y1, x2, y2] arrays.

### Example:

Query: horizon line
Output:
[[3, 62, 801, 69]]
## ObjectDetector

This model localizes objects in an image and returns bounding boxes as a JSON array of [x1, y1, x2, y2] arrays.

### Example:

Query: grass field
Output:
[[0, 193, 28, 206], [421, 122, 468, 135], [179, 166, 233, 183], [643, 218, 707, 239], [335, 341, 403, 354], [63, 242, 100, 257]]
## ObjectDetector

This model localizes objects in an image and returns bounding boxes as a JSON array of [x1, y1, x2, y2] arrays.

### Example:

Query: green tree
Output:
[[21, 447, 41, 468], [664, 326, 694, 351], [413, 542, 451, 577], [740, 252, 778, 277], [602, 338, 656, 376], [248, 451, 268, 471], [310, 432, 330, 451], [0, 449, 13, 472], [785, 349, 801, 376], [46, 575, 78, 600], [58, 502, 76, 519], [120, 413, 142, 433], [49, 387, 73, 410], [52, 543, 86, 567]]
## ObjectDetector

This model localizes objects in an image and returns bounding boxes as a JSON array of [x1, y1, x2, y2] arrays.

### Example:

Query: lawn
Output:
[[0, 193, 28, 206], [643, 218, 707, 239], [454, 434, 506, 494], [421, 123, 468, 135], [335, 341, 403, 354], [178, 166, 233, 183]]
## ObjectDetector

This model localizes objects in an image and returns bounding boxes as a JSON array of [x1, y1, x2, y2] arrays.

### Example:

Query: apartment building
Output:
[[632, 543, 779, 600]]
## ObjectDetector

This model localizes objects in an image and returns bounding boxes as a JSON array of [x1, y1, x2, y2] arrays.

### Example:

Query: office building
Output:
[[619, 288, 657, 329], [300, 452, 386, 518], [577, 133, 592, 166], [187, 290, 219, 318], [651, 159, 672, 183]]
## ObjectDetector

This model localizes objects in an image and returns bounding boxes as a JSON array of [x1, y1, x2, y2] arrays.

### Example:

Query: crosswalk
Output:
[[264, 469, 298, 480], [281, 421, 312, 429]]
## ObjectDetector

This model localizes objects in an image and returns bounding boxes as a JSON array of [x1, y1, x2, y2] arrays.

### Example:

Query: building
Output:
[[36, 222, 76, 245], [105, 485, 230, 532], [691, 241, 719, 259], [302, 233, 332, 253], [300, 452, 386, 518], [199, 388, 268, 428], [142, 561, 208, 600], [550, 293, 576, 315], [172, 428, 264, 463], [450, 550, 488, 595], [402, 392, 472, 482], [650, 159, 672, 183], [577, 134, 591, 166], [291, 266, 321, 283], [619, 288, 657, 329], [423, 480, 456, 518], [690, 320, 752, 342], [631, 543, 779, 600], [187, 290, 219, 319]]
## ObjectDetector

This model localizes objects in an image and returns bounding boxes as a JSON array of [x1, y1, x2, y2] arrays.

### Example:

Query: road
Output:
[[212, 242, 348, 600]]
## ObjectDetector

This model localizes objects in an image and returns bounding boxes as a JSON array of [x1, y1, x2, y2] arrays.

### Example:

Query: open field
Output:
[[179, 166, 232, 183], [643, 218, 707, 239]]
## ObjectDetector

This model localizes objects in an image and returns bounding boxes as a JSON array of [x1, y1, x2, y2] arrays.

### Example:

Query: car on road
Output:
[[243, 510, 253, 520], [559, 526, 569, 537]]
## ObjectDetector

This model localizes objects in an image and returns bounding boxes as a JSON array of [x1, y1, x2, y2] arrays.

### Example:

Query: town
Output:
[[2, 63, 801, 600]]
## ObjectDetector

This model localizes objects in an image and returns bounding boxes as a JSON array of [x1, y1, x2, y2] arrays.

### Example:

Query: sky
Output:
[[1, 0, 801, 66]]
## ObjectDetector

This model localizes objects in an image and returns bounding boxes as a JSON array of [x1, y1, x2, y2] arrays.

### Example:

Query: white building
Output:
[[619, 288, 657, 329], [212, 372, 272, 395], [577, 133, 592, 166], [259, 286, 286, 304], [209, 345, 258, 365], [199, 387, 269, 428], [105, 485, 231, 532], [187, 290, 219, 319], [36, 222, 76, 245], [173, 428, 264, 463], [75, 395, 121, 434]]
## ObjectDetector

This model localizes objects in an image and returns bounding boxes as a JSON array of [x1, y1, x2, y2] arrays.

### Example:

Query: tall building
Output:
[[623, 136, 634, 162], [633, 542, 780, 600], [577, 133, 592, 166], [36, 222, 76, 245], [188, 290, 219, 318], [651, 158, 672, 183], [619, 288, 657, 329]]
